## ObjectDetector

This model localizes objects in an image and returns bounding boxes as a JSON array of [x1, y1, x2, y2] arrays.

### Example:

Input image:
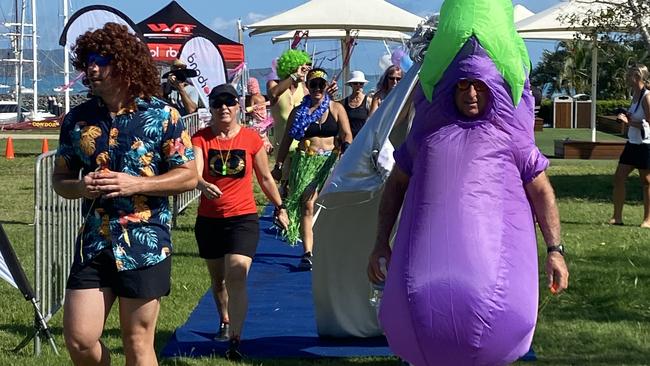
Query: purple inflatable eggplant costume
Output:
[[378, 1, 549, 365]]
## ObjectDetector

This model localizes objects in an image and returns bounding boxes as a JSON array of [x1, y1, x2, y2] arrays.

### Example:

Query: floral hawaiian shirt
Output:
[[55, 96, 195, 272]]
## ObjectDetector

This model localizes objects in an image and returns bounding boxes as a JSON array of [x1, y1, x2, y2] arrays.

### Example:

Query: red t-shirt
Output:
[[192, 127, 263, 218]]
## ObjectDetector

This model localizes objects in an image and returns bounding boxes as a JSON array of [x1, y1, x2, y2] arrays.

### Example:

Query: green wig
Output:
[[277, 49, 312, 80]]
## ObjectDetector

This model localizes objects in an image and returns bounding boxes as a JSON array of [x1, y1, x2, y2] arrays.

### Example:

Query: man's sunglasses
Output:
[[350, 82, 364, 86], [210, 97, 238, 108], [308, 79, 327, 90], [457, 79, 488, 92], [388, 76, 401, 82], [87, 53, 113, 67]]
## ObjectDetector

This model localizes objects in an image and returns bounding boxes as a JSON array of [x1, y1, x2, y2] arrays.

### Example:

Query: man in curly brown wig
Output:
[[52, 22, 197, 366]]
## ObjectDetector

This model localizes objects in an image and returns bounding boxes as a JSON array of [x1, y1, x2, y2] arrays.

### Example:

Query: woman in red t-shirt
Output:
[[191, 84, 288, 361]]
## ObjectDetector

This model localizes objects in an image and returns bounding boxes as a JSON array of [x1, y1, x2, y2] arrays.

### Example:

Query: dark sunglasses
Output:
[[388, 76, 401, 82], [457, 79, 488, 92], [350, 82, 364, 86], [87, 52, 113, 67], [210, 97, 238, 108], [308, 79, 327, 90]]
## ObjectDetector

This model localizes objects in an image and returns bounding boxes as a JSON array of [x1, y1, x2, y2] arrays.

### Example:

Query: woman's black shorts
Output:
[[66, 247, 171, 299], [619, 142, 650, 169], [195, 213, 260, 259]]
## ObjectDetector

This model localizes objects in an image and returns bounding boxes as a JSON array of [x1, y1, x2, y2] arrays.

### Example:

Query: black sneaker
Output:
[[215, 322, 230, 341], [225, 338, 243, 362], [297, 252, 313, 271]]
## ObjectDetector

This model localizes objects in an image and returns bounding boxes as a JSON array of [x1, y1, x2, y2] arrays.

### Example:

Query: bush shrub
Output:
[[537, 99, 630, 125]]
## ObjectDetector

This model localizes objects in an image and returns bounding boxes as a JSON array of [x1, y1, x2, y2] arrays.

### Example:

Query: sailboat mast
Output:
[[16, 0, 26, 123], [31, 0, 37, 113], [63, 0, 70, 113]]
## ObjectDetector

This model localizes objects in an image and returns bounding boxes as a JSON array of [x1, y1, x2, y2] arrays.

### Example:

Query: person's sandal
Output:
[[297, 252, 313, 271]]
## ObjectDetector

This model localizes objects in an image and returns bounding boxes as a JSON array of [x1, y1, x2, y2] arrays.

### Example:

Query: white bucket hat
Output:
[[346, 70, 368, 84]]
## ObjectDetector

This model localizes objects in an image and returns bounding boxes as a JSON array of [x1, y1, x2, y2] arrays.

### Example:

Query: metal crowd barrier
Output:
[[33, 151, 82, 354], [31, 112, 203, 354], [172, 112, 202, 227]]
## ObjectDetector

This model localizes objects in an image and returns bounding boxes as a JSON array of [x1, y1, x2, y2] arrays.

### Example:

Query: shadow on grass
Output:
[[0, 220, 33, 225], [549, 174, 643, 202]]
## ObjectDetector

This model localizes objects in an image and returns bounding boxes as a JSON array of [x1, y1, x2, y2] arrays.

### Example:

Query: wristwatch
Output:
[[275, 203, 287, 212], [547, 244, 565, 256], [290, 73, 299, 82]]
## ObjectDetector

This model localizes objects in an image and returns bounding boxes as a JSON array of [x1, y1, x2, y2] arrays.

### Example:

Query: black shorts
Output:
[[619, 142, 650, 169], [66, 247, 171, 299], [195, 214, 260, 259]]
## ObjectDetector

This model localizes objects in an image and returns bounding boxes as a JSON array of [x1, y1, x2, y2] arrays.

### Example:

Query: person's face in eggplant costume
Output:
[[454, 78, 489, 118]]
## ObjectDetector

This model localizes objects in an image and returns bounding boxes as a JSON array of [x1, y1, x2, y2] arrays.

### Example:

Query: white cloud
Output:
[[210, 17, 236, 32], [245, 12, 267, 23]]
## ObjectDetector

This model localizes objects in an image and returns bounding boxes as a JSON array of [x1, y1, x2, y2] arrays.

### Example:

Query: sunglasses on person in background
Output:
[[87, 53, 113, 67], [388, 76, 401, 82], [210, 97, 238, 108], [456, 79, 488, 92], [308, 79, 327, 90], [350, 82, 364, 86]]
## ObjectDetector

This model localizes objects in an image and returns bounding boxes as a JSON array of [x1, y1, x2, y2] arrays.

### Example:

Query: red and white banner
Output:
[[179, 36, 227, 108]]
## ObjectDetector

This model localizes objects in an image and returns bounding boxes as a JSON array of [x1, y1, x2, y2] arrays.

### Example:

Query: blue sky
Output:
[[0, 0, 563, 74]]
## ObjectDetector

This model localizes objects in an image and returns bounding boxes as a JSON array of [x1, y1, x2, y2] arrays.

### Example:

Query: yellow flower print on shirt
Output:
[[109, 128, 119, 147], [80, 126, 102, 156]]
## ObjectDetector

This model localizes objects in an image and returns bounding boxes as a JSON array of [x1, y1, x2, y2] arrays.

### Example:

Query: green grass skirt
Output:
[[284, 150, 339, 245]]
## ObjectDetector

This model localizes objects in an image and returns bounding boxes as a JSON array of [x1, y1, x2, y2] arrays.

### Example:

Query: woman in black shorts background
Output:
[[610, 64, 650, 228], [192, 84, 289, 360]]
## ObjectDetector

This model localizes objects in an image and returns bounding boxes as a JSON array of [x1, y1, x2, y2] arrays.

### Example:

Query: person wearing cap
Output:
[[191, 83, 289, 361], [52, 23, 197, 366], [162, 59, 201, 116], [341, 70, 371, 138], [272, 68, 352, 270]]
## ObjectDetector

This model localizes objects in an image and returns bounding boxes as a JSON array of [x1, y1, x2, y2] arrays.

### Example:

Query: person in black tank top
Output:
[[272, 68, 353, 270], [342, 70, 370, 138]]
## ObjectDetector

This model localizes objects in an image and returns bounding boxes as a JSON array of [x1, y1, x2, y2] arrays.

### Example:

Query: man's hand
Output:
[[90, 170, 142, 198], [616, 113, 628, 124], [367, 244, 392, 285], [545, 252, 569, 295], [80, 174, 103, 199], [199, 181, 223, 200], [168, 74, 181, 89]]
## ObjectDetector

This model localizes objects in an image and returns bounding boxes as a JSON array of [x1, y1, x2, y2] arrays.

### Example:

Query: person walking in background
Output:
[[272, 68, 352, 270], [341, 70, 371, 138], [192, 84, 289, 361], [609, 64, 650, 228], [52, 23, 197, 366], [245, 77, 273, 153], [369, 65, 402, 116], [267, 50, 312, 196]]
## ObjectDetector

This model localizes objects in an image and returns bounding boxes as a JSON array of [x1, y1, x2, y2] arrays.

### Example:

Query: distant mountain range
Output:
[[0, 48, 382, 95]]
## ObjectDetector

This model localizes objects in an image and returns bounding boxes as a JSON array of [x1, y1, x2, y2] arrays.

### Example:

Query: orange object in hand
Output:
[[550, 282, 559, 294]]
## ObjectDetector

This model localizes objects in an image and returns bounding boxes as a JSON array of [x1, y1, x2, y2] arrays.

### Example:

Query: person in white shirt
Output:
[[610, 63, 650, 228]]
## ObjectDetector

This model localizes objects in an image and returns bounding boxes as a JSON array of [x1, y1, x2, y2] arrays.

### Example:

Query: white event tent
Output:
[[244, 0, 423, 86], [516, 0, 628, 142]]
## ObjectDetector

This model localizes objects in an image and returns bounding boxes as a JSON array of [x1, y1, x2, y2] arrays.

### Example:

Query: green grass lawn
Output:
[[0, 136, 649, 365]]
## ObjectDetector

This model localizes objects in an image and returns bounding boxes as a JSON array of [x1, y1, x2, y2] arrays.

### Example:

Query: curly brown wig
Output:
[[72, 22, 161, 100]]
